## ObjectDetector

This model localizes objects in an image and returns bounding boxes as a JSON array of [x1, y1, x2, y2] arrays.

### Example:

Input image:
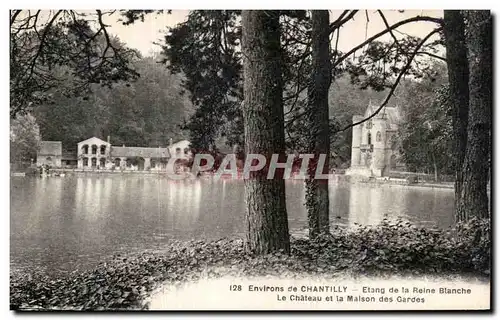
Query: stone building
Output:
[[62, 151, 78, 168], [36, 141, 62, 167], [110, 146, 171, 170], [77, 137, 112, 169], [167, 139, 192, 160], [77, 136, 174, 170], [36, 136, 188, 170], [346, 104, 404, 177]]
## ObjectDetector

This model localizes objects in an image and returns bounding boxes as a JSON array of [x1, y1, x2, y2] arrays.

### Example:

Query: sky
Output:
[[102, 10, 444, 57]]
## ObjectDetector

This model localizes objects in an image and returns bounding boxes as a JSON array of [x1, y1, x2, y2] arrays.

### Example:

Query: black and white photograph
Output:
[[8, 7, 492, 312]]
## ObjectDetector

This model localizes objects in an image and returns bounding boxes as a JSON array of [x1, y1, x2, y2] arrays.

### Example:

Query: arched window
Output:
[[99, 158, 106, 168], [91, 145, 97, 155], [376, 131, 382, 142], [114, 158, 121, 167], [91, 158, 97, 168], [83, 157, 89, 167], [184, 147, 189, 155], [81, 145, 89, 154], [100, 145, 106, 155], [367, 132, 372, 145]]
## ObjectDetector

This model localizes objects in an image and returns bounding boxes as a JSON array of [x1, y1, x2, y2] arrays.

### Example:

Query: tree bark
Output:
[[241, 10, 290, 254], [457, 10, 492, 221], [443, 10, 470, 220], [305, 10, 332, 239]]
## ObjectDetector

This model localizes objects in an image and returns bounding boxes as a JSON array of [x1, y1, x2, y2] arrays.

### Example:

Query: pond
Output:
[[10, 175, 454, 274]]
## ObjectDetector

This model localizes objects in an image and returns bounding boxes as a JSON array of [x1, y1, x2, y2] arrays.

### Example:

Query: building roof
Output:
[[78, 136, 109, 146], [110, 146, 171, 158], [62, 151, 77, 160], [38, 141, 62, 156], [363, 105, 401, 131]]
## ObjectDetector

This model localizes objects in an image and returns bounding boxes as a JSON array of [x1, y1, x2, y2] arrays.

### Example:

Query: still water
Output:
[[10, 175, 454, 274]]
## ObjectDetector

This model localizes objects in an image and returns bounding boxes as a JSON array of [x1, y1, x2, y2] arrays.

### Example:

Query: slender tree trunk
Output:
[[241, 10, 290, 254], [443, 10, 470, 220], [305, 10, 331, 239], [430, 151, 438, 182], [433, 160, 438, 182], [457, 10, 492, 221]]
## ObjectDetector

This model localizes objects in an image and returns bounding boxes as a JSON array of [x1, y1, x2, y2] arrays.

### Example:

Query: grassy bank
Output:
[[10, 218, 490, 311]]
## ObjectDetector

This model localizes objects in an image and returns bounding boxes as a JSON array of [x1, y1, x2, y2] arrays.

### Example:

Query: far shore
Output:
[[11, 167, 458, 190]]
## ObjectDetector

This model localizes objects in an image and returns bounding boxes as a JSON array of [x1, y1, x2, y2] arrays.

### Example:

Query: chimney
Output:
[[107, 135, 110, 144], [169, 138, 173, 146]]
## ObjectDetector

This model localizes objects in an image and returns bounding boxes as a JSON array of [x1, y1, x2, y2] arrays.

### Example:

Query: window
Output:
[[367, 132, 372, 145], [91, 145, 97, 155], [376, 131, 382, 142], [176, 147, 181, 155], [100, 145, 106, 155], [83, 157, 89, 167], [184, 148, 189, 155], [82, 145, 89, 154]]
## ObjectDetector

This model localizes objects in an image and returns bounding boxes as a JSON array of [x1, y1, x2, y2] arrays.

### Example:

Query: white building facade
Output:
[[346, 104, 404, 177]]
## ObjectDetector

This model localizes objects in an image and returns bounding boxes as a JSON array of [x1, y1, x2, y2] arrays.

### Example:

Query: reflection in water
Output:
[[347, 185, 408, 227], [10, 176, 454, 274]]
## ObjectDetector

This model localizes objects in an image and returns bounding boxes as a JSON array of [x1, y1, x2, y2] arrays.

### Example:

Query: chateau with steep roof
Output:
[[346, 104, 405, 177]]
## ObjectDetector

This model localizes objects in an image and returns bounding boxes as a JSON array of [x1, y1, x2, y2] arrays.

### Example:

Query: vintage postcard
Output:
[[9, 9, 491, 311]]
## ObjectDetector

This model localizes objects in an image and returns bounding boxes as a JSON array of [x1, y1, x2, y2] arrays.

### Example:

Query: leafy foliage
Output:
[[10, 10, 140, 117], [10, 113, 41, 163], [118, 10, 169, 26], [33, 57, 193, 150], [160, 10, 446, 159], [398, 63, 454, 176], [161, 10, 243, 151]]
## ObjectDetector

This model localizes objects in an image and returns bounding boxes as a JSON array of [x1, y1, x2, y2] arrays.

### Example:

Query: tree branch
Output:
[[335, 27, 443, 133], [416, 51, 447, 62], [332, 15, 443, 68], [25, 10, 63, 87], [377, 10, 403, 53], [10, 10, 22, 26], [329, 10, 358, 34]]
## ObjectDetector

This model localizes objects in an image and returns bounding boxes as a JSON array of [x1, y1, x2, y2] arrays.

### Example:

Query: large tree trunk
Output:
[[457, 10, 492, 221], [241, 10, 290, 254], [443, 10, 470, 220], [305, 10, 331, 239]]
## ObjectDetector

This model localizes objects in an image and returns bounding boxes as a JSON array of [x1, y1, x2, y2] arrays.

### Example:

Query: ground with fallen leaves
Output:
[[10, 218, 490, 310]]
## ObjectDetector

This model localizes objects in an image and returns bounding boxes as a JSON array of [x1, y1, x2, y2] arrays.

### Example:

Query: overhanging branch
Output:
[[332, 15, 443, 68], [335, 27, 443, 133], [329, 10, 358, 34]]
